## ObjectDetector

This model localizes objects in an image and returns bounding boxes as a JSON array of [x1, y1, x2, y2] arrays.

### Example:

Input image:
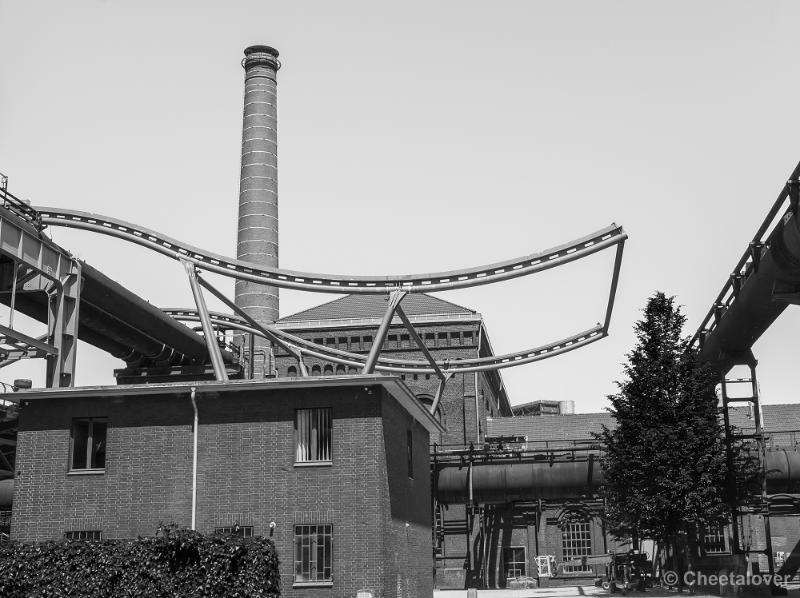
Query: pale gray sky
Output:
[[2, 1, 800, 412]]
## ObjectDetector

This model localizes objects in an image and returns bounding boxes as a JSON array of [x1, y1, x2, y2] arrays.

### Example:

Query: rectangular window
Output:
[[450, 331, 461, 346], [407, 430, 414, 478], [65, 530, 102, 541], [463, 331, 474, 344], [503, 546, 527, 579], [437, 332, 447, 346], [561, 522, 593, 572], [294, 524, 332, 583], [71, 418, 107, 470], [295, 408, 332, 463], [424, 333, 435, 346], [387, 334, 398, 348], [215, 526, 253, 538], [350, 336, 360, 351], [400, 334, 410, 348], [703, 525, 729, 554]]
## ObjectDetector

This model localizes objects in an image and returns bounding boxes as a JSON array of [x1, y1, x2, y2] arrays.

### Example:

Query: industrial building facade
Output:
[[11, 376, 441, 598]]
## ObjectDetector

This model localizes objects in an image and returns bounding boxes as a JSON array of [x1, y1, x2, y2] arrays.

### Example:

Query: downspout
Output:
[[190, 386, 198, 530], [475, 324, 483, 442]]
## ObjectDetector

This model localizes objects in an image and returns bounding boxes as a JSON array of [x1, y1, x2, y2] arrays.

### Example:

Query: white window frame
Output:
[[70, 418, 107, 472], [561, 521, 593, 573], [293, 524, 333, 585], [503, 545, 527, 579]]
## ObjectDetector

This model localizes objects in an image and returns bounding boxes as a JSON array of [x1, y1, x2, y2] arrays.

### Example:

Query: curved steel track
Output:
[[164, 308, 605, 374], [37, 206, 626, 374], [38, 208, 625, 294]]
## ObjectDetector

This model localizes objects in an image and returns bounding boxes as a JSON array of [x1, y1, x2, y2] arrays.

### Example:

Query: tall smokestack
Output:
[[236, 45, 280, 377]]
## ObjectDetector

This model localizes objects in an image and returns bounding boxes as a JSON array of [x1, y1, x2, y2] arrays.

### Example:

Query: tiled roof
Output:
[[488, 404, 800, 445], [487, 412, 615, 443], [278, 293, 477, 324]]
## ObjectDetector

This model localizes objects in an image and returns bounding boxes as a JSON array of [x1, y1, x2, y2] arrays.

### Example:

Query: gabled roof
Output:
[[278, 293, 477, 324]]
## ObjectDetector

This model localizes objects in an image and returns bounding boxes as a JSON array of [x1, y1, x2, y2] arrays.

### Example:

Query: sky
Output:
[[2, 1, 800, 412]]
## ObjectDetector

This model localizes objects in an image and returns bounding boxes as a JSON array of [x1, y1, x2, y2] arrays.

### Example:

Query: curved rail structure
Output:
[[38, 208, 626, 294], [164, 307, 606, 374]]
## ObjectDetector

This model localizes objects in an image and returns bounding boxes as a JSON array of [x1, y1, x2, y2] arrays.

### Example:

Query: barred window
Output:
[[295, 408, 332, 463], [65, 530, 102, 541], [703, 525, 729, 554], [215, 525, 253, 538], [294, 524, 332, 583], [503, 546, 526, 578], [561, 522, 593, 572], [71, 418, 107, 470]]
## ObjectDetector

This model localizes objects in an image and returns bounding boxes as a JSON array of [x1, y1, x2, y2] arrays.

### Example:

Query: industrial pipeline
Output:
[[434, 446, 800, 504]]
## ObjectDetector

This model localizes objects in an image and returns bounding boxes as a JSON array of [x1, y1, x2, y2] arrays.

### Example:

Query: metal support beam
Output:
[[362, 290, 406, 374], [395, 303, 446, 380], [46, 261, 81, 388], [196, 274, 308, 377], [430, 372, 454, 416], [182, 261, 228, 382], [603, 240, 625, 331]]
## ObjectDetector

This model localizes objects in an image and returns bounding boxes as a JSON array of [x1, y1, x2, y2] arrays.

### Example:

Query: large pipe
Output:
[[235, 45, 280, 377], [700, 209, 800, 371], [435, 448, 800, 504], [436, 460, 604, 504]]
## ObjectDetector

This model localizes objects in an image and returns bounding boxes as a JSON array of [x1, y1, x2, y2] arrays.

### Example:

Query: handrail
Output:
[[691, 160, 800, 348]]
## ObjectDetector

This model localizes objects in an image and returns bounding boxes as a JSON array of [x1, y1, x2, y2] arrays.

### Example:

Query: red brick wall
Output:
[[12, 384, 435, 598], [274, 321, 509, 446], [379, 388, 434, 597]]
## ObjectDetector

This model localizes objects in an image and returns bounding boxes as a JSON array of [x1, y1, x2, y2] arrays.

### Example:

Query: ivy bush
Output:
[[0, 524, 281, 598]]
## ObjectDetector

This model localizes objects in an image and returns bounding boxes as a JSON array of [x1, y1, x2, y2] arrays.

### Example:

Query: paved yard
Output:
[[435, 588, 728, 598]]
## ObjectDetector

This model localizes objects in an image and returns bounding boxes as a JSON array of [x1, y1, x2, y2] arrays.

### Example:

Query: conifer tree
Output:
[[599, 292, 744, 575]]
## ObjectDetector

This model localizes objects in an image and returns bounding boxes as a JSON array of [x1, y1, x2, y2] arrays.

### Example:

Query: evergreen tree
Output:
[[599, 292, 745, 573]]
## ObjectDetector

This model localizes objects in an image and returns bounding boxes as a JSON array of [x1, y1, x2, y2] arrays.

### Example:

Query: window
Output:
[[400, 334, 410, 348], [71, 418, 107, 471], [65, 530, 102, 541], [335, 365, 345, 375], [387, 334, 398, 348], [215, 525, 253, 538], [311, 365, 321, 376], [437, 332, 447, 346], [313, 338, 324, 346], [350, 336, 360, 351], [294, 524, 332, 584], [450, 331, 461, 346], [463, 331, 474, 344], [561, 522, 593, 572], [287, 366, 298, 377], [363, 336, 373, 349], [325, 338, 335, 346], [424, 332, 435, 346], [323, 365, 333, 376], [407, 430, 413, 478], [703, 525, 729, 554], [337, 337, 347, 348], [503, 546, 526, 578], [295, 408, 332, 463]]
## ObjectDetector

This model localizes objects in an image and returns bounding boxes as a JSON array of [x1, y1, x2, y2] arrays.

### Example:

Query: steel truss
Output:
[[35, 206, 626, 400], [0, 185, 80, 387]]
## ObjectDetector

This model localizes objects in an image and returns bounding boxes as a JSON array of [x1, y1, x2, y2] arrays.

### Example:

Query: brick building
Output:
[[10, 376, 442, 598], [273, 294, 514, 445]]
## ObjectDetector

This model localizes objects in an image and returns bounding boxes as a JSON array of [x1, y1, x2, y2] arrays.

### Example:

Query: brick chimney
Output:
[[235, 45, 280, 376]]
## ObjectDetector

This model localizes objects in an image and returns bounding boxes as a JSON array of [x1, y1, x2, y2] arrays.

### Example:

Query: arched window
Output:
[[311, 365, 321, 376], [288, 366, 297, 377], [335, 365, 345, 375], [323, 365, 333, 376], [347, 366, 357, 374]]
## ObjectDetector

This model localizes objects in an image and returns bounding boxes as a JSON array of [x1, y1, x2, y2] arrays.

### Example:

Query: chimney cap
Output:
[[242, 45, 281, 71], [244, 45, 279, 57]]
